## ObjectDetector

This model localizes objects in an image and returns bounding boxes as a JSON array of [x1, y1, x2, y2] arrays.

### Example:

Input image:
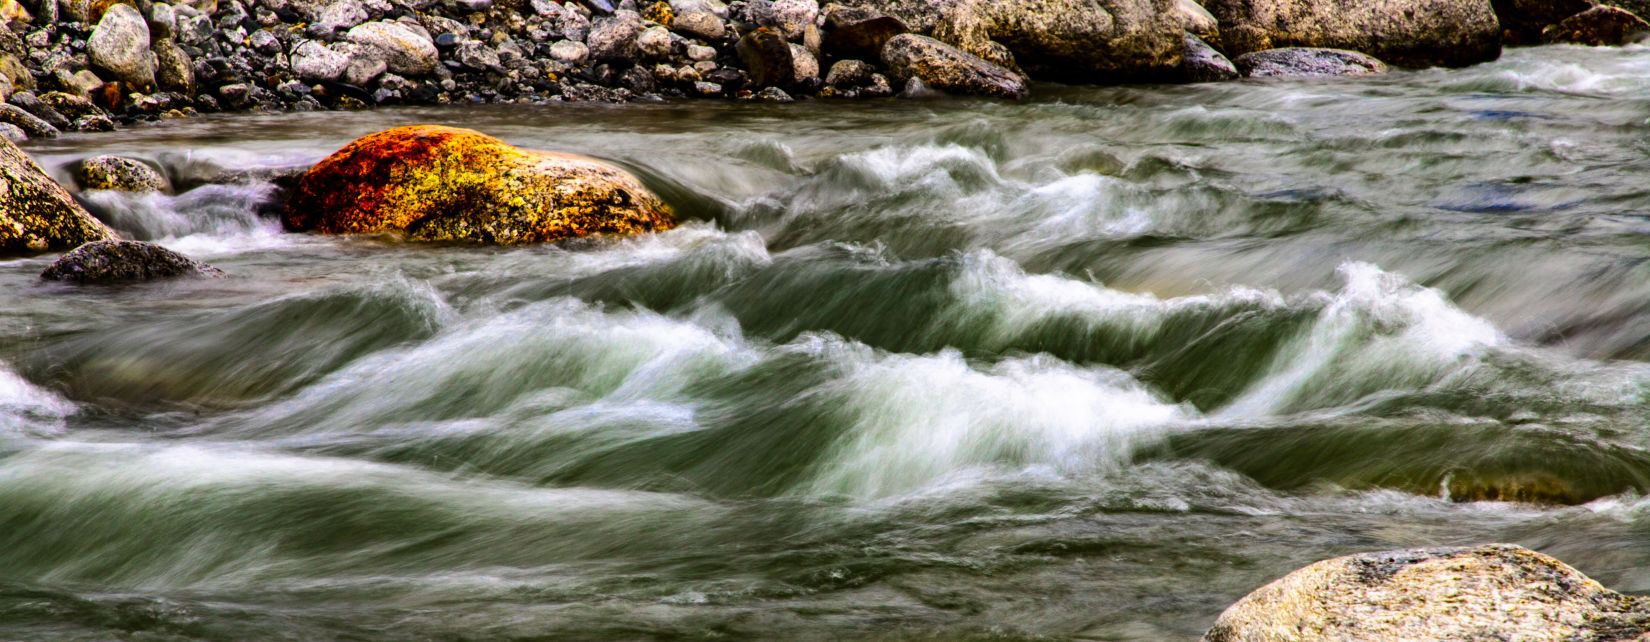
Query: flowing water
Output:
[[7, 45, 1650, 640]]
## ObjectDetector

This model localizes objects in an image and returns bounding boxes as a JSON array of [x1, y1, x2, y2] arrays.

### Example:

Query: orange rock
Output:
[[285, 125, 676, 245]]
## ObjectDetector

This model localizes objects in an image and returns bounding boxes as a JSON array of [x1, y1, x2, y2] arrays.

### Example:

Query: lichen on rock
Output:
[[0, 137, 117, 255], [284, 125, 676, 245]]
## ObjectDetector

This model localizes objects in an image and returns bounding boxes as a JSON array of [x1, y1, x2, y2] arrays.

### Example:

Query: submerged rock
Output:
[[1204, 545, 1650, 641], [881, 34, 1027, 98], [1542, 5, 1650, 46], [1203, 0, 1500, 68], [41, 240, 225, 283], [0, 137, 117, 254], [1235, 47, 1389, 78], [284, 125, 676, 244], [73, 155, 170, 193]]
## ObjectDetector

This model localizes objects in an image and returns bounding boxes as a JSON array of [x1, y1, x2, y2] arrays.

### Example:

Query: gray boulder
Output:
[[1204, 545, 1650, 642], [1202, 0, 1500, 68], [881, 33, 1027, 98], [345, 21, 439, 76], [549, 39, 590, 64], [0, 136, 116, 254], [88, 4, 158, 89], [337, 42, 388, 86], [1235, 47, 1389, 78], [74, 155, 170, 193], [587, 10, 646, 64], [1182, 32, 1237, 82], [671, 11, 726, 40], [41, 240, 225, 283], [293, 40, 350, 82], [767, 0, 819, 40], [825, 58, 874, 86]]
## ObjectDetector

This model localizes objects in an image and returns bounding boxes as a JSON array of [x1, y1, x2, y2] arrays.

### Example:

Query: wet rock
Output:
[[1182, 32, 1237, 82], [0, 103, 58, 138], [74, 155, 170, 193], [293, 40, 350, 82], [89, 3, 158, 89], [1235, 47, 1389, 78], [587, 9, 646, 64], [7, 92, 67, 129], [0, 136, 116, 254], [1542, 5, 1650, 46], [671, 11, 724, 40], [1203, 545, 1650, 642], [1493, 0, 1592, 44], [824, 58, 872, 86], [284, 125, 676, 244], [346, 20, 439, 76], [152, 38, 196, 94], [736, 28, 793, 86], [549, 39, 590, 64], [821, 14, 907, 62], [40, 240, 225, 283], [41, 92, 99, 120], [881, 33, 1026, 99], [748, 86, 792, 101], [1203, 0, 1500, 69]]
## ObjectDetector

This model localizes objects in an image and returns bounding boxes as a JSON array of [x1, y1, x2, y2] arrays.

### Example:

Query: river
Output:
[[5, 44, 1650, 640]]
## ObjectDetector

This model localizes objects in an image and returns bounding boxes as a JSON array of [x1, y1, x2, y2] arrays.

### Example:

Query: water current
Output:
[[6, 45, 1650, 640]]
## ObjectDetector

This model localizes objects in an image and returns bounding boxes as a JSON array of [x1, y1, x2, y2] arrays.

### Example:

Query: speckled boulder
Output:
[[1204, 544, 1650, 641], [284, 126, 676, 245], [1203, 0, 1500, 68], [882, 34, 1028, 98], [74, 155, 170, 193], [1235, 47, 1389, 78], [1542, 5, 1650, 46], [41, 240, 224, 283], [0, 137, 116, 254]]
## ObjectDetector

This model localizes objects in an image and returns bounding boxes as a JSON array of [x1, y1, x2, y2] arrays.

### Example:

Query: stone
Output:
[[147, 2, 177, 40], [1203, 545, 1650, 642], [686, 43, 717, 60], [61, 0, 132, 24], [768, 0, 818, 40], [454, 40, 501, 71], [788, 42, 819, 83], [1542, 5, 1650, 46], [587, 10, 646, 64], [249, 28, 281, 55], [1181, 32, 1237, 82], [292, 39, 349, 82], [284, 125, 676, 244], [337, 42, 387, 86], [671, 11, 724, 40], [312, 0, 368, 35], [41, 92, 99, 119], [88, 3, 158, 89], [152, 38, 195, 94], [6, 92, 67, 130], [736, 28, 793, 86], [40, 240, 224, 283], [71, 114, 115, 132], [1493, 0, 1592, 44], [669, 0, 725, 17], [1202, 0, 1500, 68], [0, 103, 57, 138], [881, 33, 1027, 98], [0, 136, 116, 254], [824, 58, 872, 86], [1, 0, 31, 22], [549, 39, 590, 64], [0, 122, 23, 142], [217, 82, 253, 108], [821, 14, 907, 62], [66, 71, 108, 97], [345, 21, 439, 76], [637, 24, 674, 58], [1174, 0, 1218, 39], [749, 85, 792, 101], [0, 55, 33, 94], [74, 155, 170, 192], [1234, 47, 1389, 78]]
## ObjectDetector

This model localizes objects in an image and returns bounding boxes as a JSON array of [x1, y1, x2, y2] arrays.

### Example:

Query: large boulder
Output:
[[0, 137, 116, 254], [345, 21, 439, 77], [1204, 545, 1650, 641], [845, 0, 1185, 82], [881, 33, 1028, 98], [1203, 0, 1500, 68], [88, 4, 158, 90], [1541, 5, 1650, 45], [284, 126, 677, 245], [1234, 47, 1389, 78], [40, 240, 224, 283]]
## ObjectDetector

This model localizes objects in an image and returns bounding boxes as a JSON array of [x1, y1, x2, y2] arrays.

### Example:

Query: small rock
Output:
[[346, 21, 440, 76], [1234, 47, 1389, 78], [880, 34, 1027, 99], [788, 42, 819, 84], [74, 155, 171, 193], [749, 86, 792, 102], [637, 24, 674, 58], [249, 29, 281, 55], [587, 10, 646, 64], [41, 240, 225, 283], [152, 38, 196, 94], [0, 122, 23, 142], [455, 40, 501, 71], [293, 40, 350, 83], [1174, 0, 1219, 39], [822, 15, 908, 64], [686, 43, 717, 61], [670, 0, 725, 17], [1542, 5, 1650, 46], [736, 28, 793, 86], [89, 4, 159, 89], [824, 58, 872, 87], [0, 136, 116, 254], [0, 103, 58, 138], [1182, 32, 1237, 82], [549, 39, 590, 64], [671, 11, 724, 40], [338, 43, 388, 86], [71, 114, 116, 132], [218, 82, 253, 108], [692, 80, 721, 95], [766, 0, 817, 40], [7, 92, 68, 130], [312, 1, 369, 37]]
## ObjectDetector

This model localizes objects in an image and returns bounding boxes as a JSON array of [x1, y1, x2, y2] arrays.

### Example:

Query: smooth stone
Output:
[[637, 24, 674, 58], [549, 39, 590, 64], [824, 58, 873, 86], [345, 21, 439, 76], [41, 240, 224, 283], [88, 3, 158, 89], [0, 122, 23, 142], [671, 11, 724, 40], [0, 136, 116, 254], [74, 155, 170, 193], [1235, 47, 1389, 78], [788, 42, 819, 83], [293, 39, 350, 82], [880, 33, 1027, 99], [767, 0, 818, 40], [1182, 32, 1238, 82]]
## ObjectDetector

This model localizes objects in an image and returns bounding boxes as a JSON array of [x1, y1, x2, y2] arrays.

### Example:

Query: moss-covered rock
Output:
[[1203, 0, 1501, 68], [0, 137, 117, 255], [1204, 545, 1650, 641], [881, 34, 1028, 98], [41, 240, 224, 283], [284, 125, 676, 245], [74, 155, 171, 193]]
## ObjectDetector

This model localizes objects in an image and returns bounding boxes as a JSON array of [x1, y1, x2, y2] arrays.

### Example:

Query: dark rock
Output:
[[748, 85, 791, 101], [0, 135, 116, 254], [822, 3, 881, 30], [42, 91, 100, 119], [71, 113, 116, 132], [1181, 32, 1237, 82], [880, 33, 1026, 99], [1492, 0, 1592, 44], [822, 14, 906, 62], [1203, 0, 1500, 69], [736, 28, 793, 86], [0, 102, 58, 138], [434, 31, 460, 47], [218, 82, 253, 107], [1234, 47, 1389, 78], [41, 240, 225, 283], [248, 28, 281, 55], [7, 91, 69, 129], [1541, 5, 1650, 46]]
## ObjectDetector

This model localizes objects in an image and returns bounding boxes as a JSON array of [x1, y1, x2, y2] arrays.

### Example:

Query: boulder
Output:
[[767, 0, 819, 40], [1234, 47, 1389, 78], [0, 122, 24, 143], [1203, 545, 1650, 641], [1542, 5, 1650, 46], [1174, 0, 1218, 39], [284, 125, 676, 245], [345, 21, 439, 76], [737, 28, 795, 86], [61, 0, 132, 24], [789, 42, 820, 83], [587, 9, 646, 64], [549, 39, 590, 64], [73, 155, 170, 193], [40, 240, 224, 283], [822, 14, 908, 61], [671, 11, 725, 40], [293, 40, 350, 83], [88, 3, 158, 89], [0, 55, 33, 94], [1202, 0, 1500, 68], [0, 103, 58, 138], [1492, 0, 1592, 44], [152, 38, 195, 94], [881, 33, 1027, 98], [637, 24, 675, 58], [1182, 32, 1237, 82], [337, 43, 388, 86], [0, 136, 116, 254], [825, 58, 874, 86]]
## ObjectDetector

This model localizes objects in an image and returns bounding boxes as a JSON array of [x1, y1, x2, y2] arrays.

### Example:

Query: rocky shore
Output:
[[0, 0, 1647, 141]]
